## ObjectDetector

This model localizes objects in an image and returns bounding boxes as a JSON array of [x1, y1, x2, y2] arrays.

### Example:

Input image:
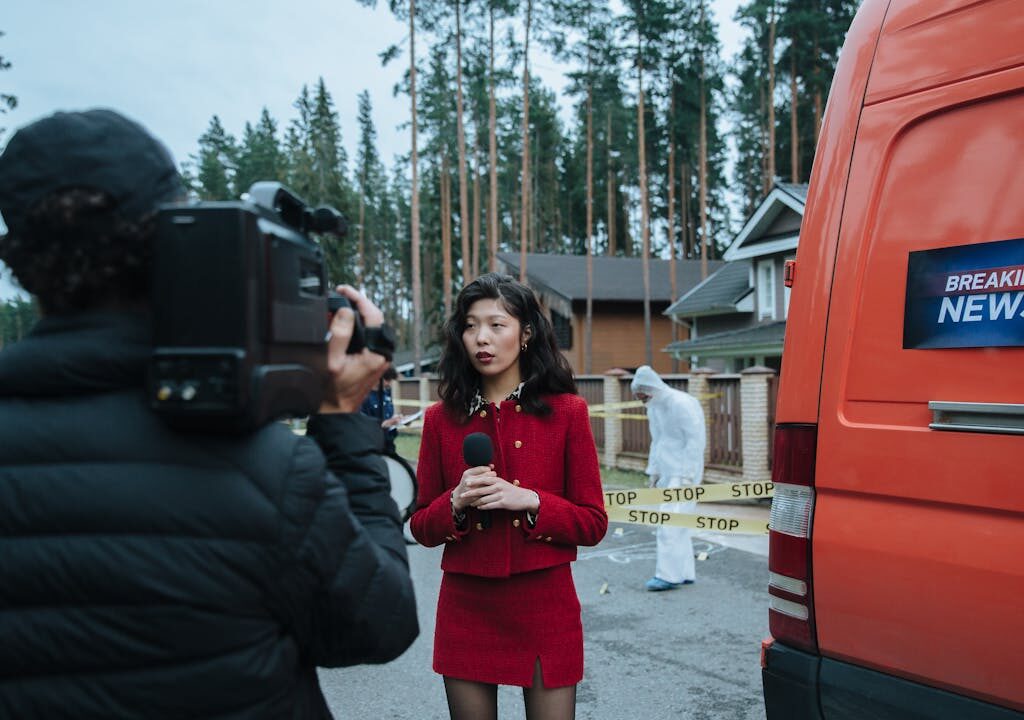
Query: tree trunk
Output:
[[814, 90, 823, 142], [637, 30, 652, 367], [357, 179, 366, 290], [767, 0, 777, 187], [488, 3, 499, 272], [455, 0, 470, 287], [667, 112, 678, 373], [759, 58, 770, 196], [518, 0, 533, 283], [410, 0, 422, 374], [813, 32, 822, 141], [681, 160, 691, 259], [472, 152, 481, 277], [667, 128, 676, 298], [606, 108, 615, 256], [442, 152, 453, 317], [791, 53, 799, 183], [584, 48, 594, 374], [699, 32, 709, 281], [510, 185, 518, 254]]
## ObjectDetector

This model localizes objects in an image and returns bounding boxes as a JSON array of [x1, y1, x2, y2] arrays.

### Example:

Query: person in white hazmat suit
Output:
[[630, 366, 707, 591]]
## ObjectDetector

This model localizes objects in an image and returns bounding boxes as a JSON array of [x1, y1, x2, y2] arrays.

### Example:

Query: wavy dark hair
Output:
[[437, 272, 576, 420], [0, 188, 154, 315]]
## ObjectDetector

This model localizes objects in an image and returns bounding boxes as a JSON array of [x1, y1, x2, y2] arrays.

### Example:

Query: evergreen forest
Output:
[[0, 1, 859, 360]]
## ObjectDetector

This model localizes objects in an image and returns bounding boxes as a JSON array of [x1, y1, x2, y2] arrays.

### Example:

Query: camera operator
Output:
[[0, 109, 418, 719]]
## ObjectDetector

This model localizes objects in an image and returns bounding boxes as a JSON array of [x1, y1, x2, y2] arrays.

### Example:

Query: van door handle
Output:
[[928, 401, 1024, 435]]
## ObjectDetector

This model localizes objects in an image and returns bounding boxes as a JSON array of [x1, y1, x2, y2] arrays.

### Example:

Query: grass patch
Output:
[[600, 465, 648, 490], [393, 432, 647, 490], [394, 433, 421, 461]]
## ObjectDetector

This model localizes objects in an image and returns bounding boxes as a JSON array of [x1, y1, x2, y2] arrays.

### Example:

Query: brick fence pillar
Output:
[[740, 366, 775, 485], [418, 376, 431, 413], [602, 368, 627, 467], [686, 367, 715, 467]]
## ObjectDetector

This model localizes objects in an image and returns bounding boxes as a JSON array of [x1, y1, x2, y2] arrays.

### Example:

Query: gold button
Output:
[[513, 518, 521, 528], [545, 536, 553, 542], [513, 479, 520, 486], [476, 522, 484, 531], [480, 410, 487, 418], [515, 404, 522, 412], [514, 440, 523, 448]]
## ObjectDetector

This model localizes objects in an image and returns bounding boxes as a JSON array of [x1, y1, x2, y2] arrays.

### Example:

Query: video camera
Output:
[[147, 182, 394, 432]]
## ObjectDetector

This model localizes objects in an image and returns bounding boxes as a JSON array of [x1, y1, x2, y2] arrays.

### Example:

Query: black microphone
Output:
[[463, 432, 493, 467], [463, 432, 494, 528]]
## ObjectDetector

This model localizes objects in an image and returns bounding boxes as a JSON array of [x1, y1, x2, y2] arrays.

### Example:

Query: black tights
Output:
[[444, 660, 576, 720]]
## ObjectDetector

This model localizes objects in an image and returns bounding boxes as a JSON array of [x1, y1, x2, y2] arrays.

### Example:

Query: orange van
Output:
[[761, 1, 1024, 718]]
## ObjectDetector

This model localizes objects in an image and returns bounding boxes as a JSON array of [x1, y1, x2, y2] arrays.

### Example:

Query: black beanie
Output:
[[0, 108, 183, 235]]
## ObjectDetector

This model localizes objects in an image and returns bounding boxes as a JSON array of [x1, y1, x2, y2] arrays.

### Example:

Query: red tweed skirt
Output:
[[433, 564, 583, 688]]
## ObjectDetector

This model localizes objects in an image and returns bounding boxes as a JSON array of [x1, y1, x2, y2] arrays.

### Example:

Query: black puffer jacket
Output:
[[0, 312, 418, 719]]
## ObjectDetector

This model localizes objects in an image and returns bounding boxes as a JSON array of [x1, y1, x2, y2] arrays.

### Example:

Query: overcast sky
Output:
[[1, 0, 746, 301]]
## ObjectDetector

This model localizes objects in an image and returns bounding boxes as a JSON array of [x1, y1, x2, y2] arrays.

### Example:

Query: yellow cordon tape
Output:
[[603, 481, 774, 535], [603, 481, 774, 507], [607, 506, 770, 534]]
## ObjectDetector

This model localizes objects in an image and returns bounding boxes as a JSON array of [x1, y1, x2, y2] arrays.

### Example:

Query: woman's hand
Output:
[[460, 473, 540, 513], [451, 466, 496, 513]]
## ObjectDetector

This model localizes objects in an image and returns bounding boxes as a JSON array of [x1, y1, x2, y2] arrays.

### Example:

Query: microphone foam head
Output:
[[463, 432, 494, 467]]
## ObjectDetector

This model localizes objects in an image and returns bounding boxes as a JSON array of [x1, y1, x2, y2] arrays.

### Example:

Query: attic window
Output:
[[551, 310, 572, 349]]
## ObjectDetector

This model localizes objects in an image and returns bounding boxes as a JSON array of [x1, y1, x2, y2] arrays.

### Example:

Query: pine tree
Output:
[[0, 298, 37, 347], [355, 91, 386, 293], [0, 31, 17, 137], [553, 0, 615, 368], [194, 115, 237, 200], [309, 78, 350, 209], [732, 0, 776, 216], [284, 85, 316, 201], [235, 108, 284, 196], [518, 0, 533, 282], [283, 80, 356, 286]]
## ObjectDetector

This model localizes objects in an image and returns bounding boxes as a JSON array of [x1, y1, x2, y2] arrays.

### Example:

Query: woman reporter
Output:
[[410, 273, 608, 720]]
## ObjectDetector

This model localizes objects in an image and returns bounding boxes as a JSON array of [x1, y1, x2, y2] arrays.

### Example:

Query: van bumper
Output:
[[762, 641, 1023, 720]]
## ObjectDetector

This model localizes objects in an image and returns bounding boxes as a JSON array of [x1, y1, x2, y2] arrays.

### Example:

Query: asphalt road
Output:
[[320, 518, 769, 720]]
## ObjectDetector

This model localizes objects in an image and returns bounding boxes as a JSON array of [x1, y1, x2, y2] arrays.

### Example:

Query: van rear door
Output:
[[814, 0, 1024, 712]]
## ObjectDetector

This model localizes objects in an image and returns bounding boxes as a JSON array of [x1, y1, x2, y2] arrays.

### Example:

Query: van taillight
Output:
[[768, 424, 818, 654]]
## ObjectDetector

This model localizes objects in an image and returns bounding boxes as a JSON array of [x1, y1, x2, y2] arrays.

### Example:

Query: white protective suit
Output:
[[630, 366, 707, 584]]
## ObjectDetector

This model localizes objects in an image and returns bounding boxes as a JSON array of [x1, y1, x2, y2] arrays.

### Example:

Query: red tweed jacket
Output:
[[410, 393, 608, 578]]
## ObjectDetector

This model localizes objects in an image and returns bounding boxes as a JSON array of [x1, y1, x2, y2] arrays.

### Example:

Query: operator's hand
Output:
[[459, 471, 541, 513], [381, 415, 403, 429], [318, 285, 388, 414]]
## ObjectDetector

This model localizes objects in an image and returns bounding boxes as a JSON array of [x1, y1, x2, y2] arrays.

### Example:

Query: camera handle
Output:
[[327, 292, 396, 361]]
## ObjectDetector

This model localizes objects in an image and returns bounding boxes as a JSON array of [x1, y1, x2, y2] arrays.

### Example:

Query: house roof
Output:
[[664, 260, 752, 317], [776, 182, 808, 203], [496, 252, 724, 303], [665, 321, 786, 358], [392, 346, 441, 375], [723, 182, 808, 262]]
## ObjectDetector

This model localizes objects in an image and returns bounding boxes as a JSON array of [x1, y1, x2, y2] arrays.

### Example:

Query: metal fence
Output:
[[707, 376, 742, 469], [575, 376, 605, 448], [393, 372, 755, 475]]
